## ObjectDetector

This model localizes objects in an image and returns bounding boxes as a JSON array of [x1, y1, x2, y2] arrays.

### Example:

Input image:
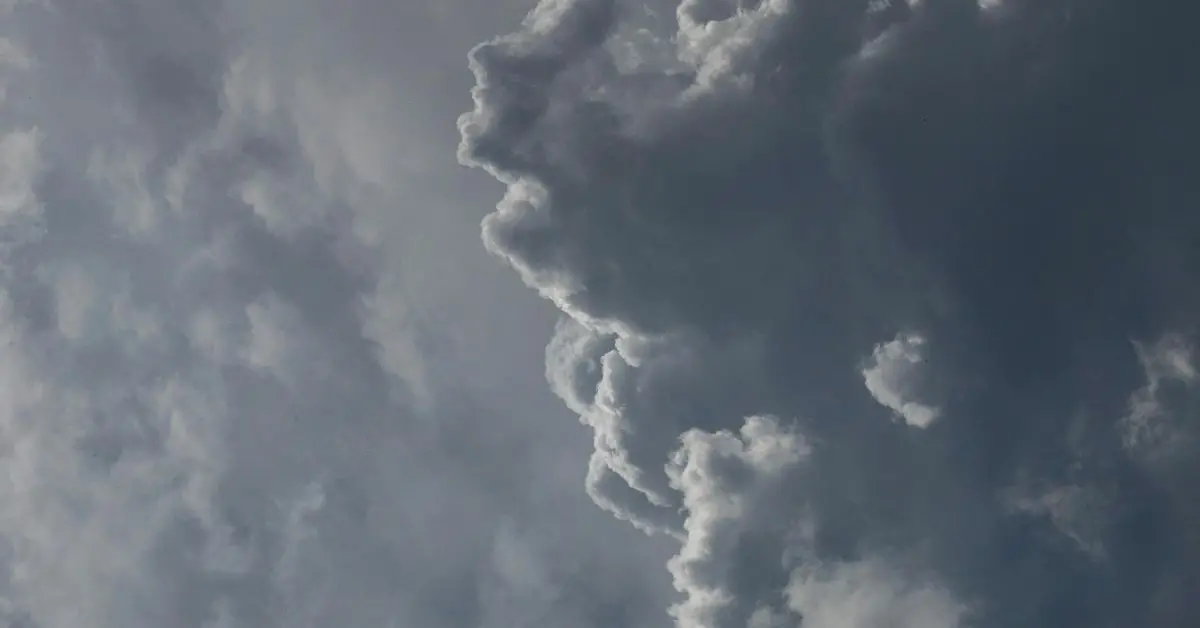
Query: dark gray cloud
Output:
[[461, 0, 1200, 626]]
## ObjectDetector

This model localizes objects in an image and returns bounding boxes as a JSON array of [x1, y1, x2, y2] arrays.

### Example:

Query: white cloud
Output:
[[665, 415, 969, 628], [785, 559, 968, 628], [676, 0, 792, 95], [0, 1, 671, 627], [862, 332, 940, 428], [667, 415, 809, 628]]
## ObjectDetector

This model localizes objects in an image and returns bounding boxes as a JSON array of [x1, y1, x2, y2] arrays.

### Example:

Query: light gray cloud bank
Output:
[[0, 0, 674, 626]]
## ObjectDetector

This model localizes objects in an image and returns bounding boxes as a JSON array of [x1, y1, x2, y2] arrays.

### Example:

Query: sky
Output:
[[0, 0, 1199, 627]]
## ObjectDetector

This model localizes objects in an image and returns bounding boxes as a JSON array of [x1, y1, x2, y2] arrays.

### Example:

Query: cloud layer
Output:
[[461, 0, 1200, 626], [0, 0, 674, 626]]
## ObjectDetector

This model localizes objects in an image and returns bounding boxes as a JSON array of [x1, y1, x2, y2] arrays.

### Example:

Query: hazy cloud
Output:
[[0, 0, 672, 626]]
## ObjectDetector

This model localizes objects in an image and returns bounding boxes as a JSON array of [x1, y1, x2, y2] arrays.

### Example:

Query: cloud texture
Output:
[[461, 0, 1200, 626], [0, 0, 674, 626]]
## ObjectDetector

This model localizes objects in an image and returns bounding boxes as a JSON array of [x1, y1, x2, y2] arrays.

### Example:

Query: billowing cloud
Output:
[[462, 0, 1200, 626], [7, 0, 1200, 624], [0, 0, 674, 626], [666, 416, 810, 628]]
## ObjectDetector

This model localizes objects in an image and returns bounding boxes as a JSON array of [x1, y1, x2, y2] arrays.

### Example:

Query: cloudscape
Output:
[[460, 0, 1200, 626], [0, 0, 1197, 626]]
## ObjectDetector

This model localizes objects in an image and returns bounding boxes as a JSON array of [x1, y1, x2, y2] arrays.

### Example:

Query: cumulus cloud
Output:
[[666, 416, 810, 628], [664, 415, 970, 628], [462, 0, 1200, 626], [862, 332, 940, 428]]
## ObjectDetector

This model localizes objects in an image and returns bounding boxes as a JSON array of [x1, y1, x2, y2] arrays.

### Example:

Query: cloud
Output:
[[1123, 333, 1198, 461], [666, 416, 810, 628], [0, 0, 674, 626], [462, 0, 1200, 626], [664, 415, 970, 628], [862, 332, 940, 428], [1002, 481, 1111, 561], [783, 559, 968, 628]]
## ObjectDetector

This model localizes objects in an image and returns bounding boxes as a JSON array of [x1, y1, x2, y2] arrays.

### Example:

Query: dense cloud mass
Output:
[[461, 0, 1200, 626], [0, 0, 677, 626], [5, 0, 1200, 625]]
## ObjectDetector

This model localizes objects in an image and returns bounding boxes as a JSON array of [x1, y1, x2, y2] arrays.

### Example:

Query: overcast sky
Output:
[[1, 0, 1199, 627]]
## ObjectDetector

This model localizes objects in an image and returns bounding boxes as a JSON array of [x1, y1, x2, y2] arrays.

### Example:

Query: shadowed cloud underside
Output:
[[460, 0, 1200, 626]]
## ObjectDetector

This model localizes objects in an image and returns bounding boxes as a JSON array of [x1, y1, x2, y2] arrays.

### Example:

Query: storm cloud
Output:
[[2, 0, 1197, 625], [461, 0, 1200, 626]]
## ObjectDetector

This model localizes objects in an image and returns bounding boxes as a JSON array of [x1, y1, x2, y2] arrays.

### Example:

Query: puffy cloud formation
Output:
[[461, 0, 1200, 626], [0, 0, 675, 627], [862, 332, 940, 428]]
